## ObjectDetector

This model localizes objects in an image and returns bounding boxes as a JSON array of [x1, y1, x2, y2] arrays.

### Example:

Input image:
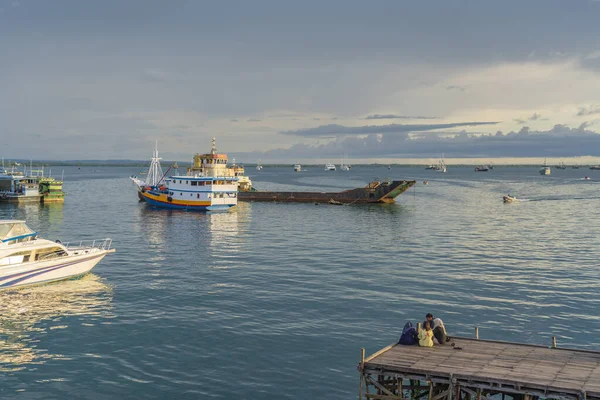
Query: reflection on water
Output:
[[0, 275, 113, 370]]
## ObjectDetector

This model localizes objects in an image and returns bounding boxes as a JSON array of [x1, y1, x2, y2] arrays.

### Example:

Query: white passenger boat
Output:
[[294, 164, 302, 172], [0, 220, 115, 290], [325, 163, 336, 171]]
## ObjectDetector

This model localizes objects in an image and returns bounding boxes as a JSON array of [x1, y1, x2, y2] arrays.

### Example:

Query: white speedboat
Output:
[[325, 163, 336, 171], [294, 164, 302, 172], [503, 194, 518, 203], [0, 220, 115, 290]]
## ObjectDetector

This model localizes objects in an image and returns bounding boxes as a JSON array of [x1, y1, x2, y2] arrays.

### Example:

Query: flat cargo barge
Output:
[[239, 179, 416, 204], [359, 334, 600, 400]]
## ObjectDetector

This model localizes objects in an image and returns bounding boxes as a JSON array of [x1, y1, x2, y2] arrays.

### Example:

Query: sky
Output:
[[2, 0, 600, 163]]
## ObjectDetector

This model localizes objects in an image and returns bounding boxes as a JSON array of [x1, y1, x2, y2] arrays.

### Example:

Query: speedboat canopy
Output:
[[0, 220, 37, 243]]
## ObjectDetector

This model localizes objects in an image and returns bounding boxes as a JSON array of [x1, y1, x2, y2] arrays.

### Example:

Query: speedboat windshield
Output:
[[0, 221, 37, 243]]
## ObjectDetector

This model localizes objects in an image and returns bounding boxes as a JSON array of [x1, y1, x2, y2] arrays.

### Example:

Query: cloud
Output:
[[230, 119, 238, 122], [364, 114, 439, 120], [142, 68, 167, 82], [280, 121, 500, 137], [446, 85, 466, 92], [585, 50, 600, 60], [257, 123, 600, 159], [577, 105, 600, 116], [247, 118, 261, 122], [312, 117, 321, 121], [514, 112, 547, 124], [529, 112, 541, 121]]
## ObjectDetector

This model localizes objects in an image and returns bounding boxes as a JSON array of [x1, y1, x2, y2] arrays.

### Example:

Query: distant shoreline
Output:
[[3, 157, 600, 167]]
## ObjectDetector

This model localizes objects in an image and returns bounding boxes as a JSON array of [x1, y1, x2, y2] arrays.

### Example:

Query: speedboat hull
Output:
[[0, 250, 114, 290], [503, 195, 518, 203]]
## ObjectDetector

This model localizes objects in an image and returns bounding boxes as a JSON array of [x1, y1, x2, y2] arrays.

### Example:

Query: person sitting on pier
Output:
[[418, 321, 434, 347], [424, 313, 448, 345]]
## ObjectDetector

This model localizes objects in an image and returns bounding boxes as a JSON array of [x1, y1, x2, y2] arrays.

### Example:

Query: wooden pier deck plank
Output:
[[363, 337, 600, 399]]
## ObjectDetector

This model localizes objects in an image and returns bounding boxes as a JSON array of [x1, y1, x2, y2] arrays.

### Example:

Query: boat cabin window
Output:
[[191, 181, 197, 186], [35, 246, 68, 261], [0, 250, 33, 265]]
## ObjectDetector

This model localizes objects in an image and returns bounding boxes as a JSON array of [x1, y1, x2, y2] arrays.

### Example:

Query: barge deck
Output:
[[239, 179, 416, 204]]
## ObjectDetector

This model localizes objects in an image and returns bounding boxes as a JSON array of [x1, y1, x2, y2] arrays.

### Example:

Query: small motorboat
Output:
[[584, 176, 591, 180], [423, 181, 429, 185], [503, 194, 518, 203], [328, 199, 343, 205], [0, 220, 115, 290]]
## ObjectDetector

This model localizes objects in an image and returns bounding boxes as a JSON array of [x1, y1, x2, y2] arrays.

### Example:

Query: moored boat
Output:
[[138, 138, 239, 212], [39, 177, 65, 202], [503, 194, 518, 203], [238, 179, 416, 204], [0, 174, 42, 203], [0, 220, 114, 290], [474, 165, 489, 172], [294, 164, 302, 172], [325, 163, 336, 171]]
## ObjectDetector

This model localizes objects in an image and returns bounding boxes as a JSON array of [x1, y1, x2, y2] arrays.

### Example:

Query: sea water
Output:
[[0, 166, 599, 399]]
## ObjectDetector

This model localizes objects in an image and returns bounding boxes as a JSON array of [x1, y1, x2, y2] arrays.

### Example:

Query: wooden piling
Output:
[[359, 348, 365, 400], [552, 336, 557, 348], [475, 327, 479, 340]]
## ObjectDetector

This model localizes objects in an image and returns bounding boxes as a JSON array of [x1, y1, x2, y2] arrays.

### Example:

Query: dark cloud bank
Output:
[[280, 122, 500, 137], [240, 124, 600, 159]]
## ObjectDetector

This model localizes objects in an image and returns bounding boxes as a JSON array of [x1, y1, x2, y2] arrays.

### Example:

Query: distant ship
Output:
[[324, 163, 336, 171], [474, 165, 489, 172], [540, 159, 551, 175], [294, 164, 302, 172]]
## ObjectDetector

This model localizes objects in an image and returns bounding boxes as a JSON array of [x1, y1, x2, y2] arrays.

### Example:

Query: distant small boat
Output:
[[590, 165, 600, 170], [572, 165, 580, 169], [584, 176, 591, 180], [256, 160, 263, 171], [340, 157, 351, 171], [325, 163, 336, 171], [540, 159, 551, 175], [423, 181, 428, 185], [294, 164, 302, 172], [425, 165, 436, 170], [387, 165, 391, 170], [474, 165, 489, 172], [556, 161, 567, 170], [503, 194, 518, 203]]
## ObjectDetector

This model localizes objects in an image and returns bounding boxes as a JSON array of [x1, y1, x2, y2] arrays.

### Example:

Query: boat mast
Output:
[[146, 140, 164, 186]]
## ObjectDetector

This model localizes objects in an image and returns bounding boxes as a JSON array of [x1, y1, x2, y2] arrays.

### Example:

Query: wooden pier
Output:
[[359, 333, 600, 400]]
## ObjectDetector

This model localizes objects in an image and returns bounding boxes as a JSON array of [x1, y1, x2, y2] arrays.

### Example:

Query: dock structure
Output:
[[358, 333, 600, 400]]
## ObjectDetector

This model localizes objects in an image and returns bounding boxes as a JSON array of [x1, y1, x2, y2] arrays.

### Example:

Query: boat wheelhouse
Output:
[[0, 220, 114, 290]]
